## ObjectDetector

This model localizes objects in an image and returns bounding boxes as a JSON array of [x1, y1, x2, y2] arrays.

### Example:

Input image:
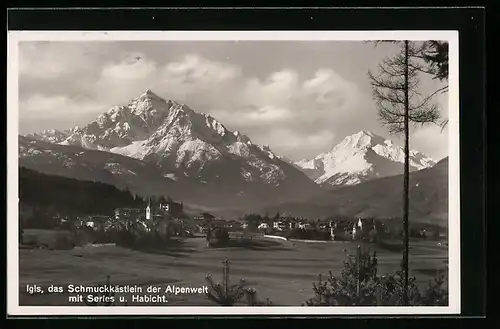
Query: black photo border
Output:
[[4, 6, 487, 326]]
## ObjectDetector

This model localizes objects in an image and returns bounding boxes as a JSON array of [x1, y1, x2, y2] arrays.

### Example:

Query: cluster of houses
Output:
[[46, 197, 443, 244], [193, 213, 243, 233], [70, 202, 244, 238], [253, 216, 384, 241], [70, 199, 190, 236]]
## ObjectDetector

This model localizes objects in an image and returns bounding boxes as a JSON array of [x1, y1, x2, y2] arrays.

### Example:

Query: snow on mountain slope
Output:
[[26, 129, 70, 144], [18, 135, 179, 195], [21, 90, 322, 208], [59, 90, 178, 149], [295, 130, 436, 187]]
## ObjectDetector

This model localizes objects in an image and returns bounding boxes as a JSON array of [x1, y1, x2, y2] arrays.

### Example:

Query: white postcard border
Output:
[[7, 30, 460, 316]]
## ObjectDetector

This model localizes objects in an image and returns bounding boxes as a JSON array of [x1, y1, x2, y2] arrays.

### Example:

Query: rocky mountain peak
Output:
[[295, 130, 436, 187]]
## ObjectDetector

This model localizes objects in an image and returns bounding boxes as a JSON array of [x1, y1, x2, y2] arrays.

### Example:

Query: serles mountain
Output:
[[295, 130, 436, 187], [21, 90, 321, 209]]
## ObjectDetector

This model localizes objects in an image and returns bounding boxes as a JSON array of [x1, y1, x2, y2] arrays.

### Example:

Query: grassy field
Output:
[[19, 230, 448, 306]]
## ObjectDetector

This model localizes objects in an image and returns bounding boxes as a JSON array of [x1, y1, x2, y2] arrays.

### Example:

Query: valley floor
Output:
[[18, 232, 448, 307]]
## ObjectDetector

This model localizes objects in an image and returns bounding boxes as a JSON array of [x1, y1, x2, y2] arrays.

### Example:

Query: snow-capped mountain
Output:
[[20, 90, 321, 209], [295, 130, 436, 187], [26, 129, 70, 144]]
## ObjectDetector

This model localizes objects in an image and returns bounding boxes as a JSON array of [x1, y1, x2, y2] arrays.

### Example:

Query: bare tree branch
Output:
[[368, 41, 446, 133]]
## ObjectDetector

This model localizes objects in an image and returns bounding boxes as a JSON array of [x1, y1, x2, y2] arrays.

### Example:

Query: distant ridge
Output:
[[263, 157, 448, 226]]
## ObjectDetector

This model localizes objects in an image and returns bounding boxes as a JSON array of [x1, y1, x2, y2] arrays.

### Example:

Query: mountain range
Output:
[[262, 156, 449, 227], [20, 90, 320, 210], [20, 89, 446, 223]]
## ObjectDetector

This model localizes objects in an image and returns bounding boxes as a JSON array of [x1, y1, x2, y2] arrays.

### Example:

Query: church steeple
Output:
[[146, 198, 151, 220]]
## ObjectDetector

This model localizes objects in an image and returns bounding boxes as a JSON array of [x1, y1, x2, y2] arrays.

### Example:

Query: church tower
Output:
[[146, 199, 151, 220]]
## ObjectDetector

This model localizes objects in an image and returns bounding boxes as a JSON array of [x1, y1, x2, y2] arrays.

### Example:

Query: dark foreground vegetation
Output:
[[304, 246, 448, 306]]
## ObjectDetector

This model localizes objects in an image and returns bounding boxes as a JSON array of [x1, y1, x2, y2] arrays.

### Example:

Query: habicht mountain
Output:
[[294, 130, 436, 187], [262, 157, 449, 227], [20, 90, 321, 209]]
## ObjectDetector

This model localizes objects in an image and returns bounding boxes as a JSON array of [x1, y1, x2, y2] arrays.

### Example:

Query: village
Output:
[[22, 194, 445, 252], [18, 196, 449, 307]]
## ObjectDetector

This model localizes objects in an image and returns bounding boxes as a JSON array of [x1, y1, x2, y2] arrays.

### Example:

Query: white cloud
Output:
[[19, 42, 103, 80], [240, 69, 299, 108], [411, 123, 448, 161], [303, 68, 359, 108], [307, 130, 337, 146], [101, 54, 157, 80], [92, 53, 243, 107], [209, 67, 360, 130], [161, 54, 242, 98], [265, 129, 336, 153], [243, 106, 293, 122], [20, 94, 103, 118], [164, 54, 240, 83]]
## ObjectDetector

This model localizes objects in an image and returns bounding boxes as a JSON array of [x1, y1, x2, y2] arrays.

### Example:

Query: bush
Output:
[[305, 246, 448, 306], [205, 259, 247, 306], [376, 270, 422, 306], [421, 268, 448, 306], [305, 246, 379, 306]]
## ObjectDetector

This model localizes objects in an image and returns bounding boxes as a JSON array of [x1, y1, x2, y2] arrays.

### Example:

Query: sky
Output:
[[18, 40, 449, 162]]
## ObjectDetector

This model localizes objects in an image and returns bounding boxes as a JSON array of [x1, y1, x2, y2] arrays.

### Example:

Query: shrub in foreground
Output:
[[305, 246, 448, 306], [205, 259, 273, 306], [205, 259, 248, 306]]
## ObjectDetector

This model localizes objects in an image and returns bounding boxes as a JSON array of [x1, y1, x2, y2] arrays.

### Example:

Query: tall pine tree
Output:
[[368, 40, 446, 305]]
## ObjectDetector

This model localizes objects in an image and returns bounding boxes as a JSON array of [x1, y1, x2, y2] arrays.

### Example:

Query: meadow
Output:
[[19, 229, 448, 306]]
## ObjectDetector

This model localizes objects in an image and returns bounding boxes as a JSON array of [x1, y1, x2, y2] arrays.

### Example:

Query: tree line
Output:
[[19, 167, 144, 228]]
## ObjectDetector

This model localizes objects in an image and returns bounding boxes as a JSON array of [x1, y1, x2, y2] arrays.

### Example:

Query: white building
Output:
[[298, 222, 311, 229], [273, 221, 286, 231], [358, 218, 363, 231], [258, 223, 269, 230], [159, 202, 170, 212], [330, 227, 335, 240]]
